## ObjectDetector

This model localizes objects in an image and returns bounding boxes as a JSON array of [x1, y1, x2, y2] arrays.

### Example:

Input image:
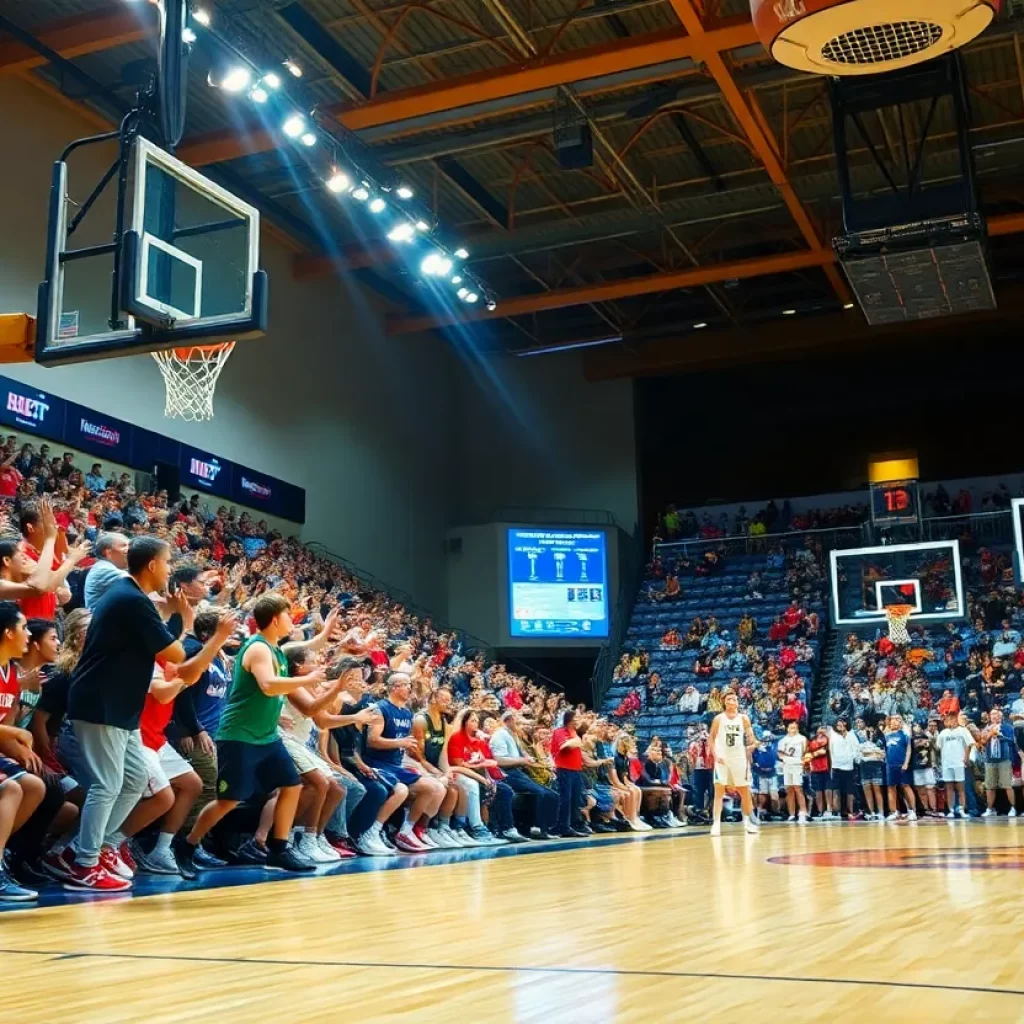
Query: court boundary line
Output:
[[0, 946, 1021, 998]]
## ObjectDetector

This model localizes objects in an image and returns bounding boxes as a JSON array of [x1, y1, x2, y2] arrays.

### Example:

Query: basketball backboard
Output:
[[1013, 497, 1024, 586], [829, 540, 964, 627], [37, 132, 266, 365]]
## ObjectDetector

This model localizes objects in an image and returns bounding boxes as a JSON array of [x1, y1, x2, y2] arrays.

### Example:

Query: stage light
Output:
[[782, 309, 796, 315], [182, 27, 197, 44], [282, 114, 305, 138], [465, 292, 479, 303], [396, 186, 414, 199], [843, 302, 855, 309], [387, 223, 415, 242], [192, 7, 211, 26], [262, 72, 281, 90], [300, 132, 317, 147], [327, 171, 350, 193], [456, 287, 469, 299], [451, 275, 462, 285], [211, 66, 252, 93], [454, 247, 469, 259], [415, 220, 429, 232], [249, 85, 268, 104], [693, 322, 707, 329], [369, 197, 386, 213], [284, 59, 302, 78], [351, 186, 369, 201], [486, 300, 497, 311]]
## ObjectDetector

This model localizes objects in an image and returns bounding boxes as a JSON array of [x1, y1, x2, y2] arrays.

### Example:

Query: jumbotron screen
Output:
[[507, 528, 608, 639]]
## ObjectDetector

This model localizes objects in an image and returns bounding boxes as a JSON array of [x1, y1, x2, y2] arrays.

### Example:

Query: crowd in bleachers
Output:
[[656, 498, 870, 542], [0, 434, 674, 903]]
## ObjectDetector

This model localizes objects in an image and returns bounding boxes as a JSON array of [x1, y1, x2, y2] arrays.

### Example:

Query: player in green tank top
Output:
[[217, 635, 290, 744], [176, 593, 329, 874]]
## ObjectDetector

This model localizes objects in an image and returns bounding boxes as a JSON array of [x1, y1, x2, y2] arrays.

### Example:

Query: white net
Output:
[[151, 343, 235, 421], [884, 604, 915, 646]]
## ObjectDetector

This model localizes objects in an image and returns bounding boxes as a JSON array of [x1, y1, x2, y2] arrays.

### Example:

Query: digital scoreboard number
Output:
[[870, 479, 920, 526]]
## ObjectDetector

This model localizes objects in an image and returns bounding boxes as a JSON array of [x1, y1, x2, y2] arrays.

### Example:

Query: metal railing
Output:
[[653, 523, 870, 560]]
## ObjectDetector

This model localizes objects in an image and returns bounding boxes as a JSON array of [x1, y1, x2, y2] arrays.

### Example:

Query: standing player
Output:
[[778, 720, 809, 823], [709, 692, 758, 837], [175, 593, 326, 873]]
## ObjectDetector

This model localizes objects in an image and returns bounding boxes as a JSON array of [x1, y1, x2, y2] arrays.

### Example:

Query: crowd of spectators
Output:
[[0, 436, 635, 903], [655, 499, 870, 543]]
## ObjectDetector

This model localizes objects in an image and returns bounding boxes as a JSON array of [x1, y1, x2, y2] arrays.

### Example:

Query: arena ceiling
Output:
[[4, 0, 1024, 367]]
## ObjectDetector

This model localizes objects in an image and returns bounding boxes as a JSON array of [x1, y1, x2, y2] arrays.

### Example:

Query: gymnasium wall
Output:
[[450, 350, 638, 533], [0, 76, 460, 612]]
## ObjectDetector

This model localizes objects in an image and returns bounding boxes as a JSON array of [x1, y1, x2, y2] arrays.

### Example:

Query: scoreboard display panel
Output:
[[870, 479, 919, 526]]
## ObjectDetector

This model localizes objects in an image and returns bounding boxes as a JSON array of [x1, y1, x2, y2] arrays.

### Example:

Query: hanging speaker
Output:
[[750, 0, 1002, 76]]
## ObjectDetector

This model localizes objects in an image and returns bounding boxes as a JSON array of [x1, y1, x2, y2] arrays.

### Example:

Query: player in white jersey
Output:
[[708, 692, 758, 837]]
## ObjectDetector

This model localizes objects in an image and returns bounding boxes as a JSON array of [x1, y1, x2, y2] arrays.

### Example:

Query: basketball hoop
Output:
[[884, 604, 915, 646], [151, 343, 234, 420]]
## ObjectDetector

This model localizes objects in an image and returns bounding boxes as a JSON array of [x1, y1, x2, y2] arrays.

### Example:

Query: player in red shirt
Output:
[[806, 726, 832, 820], [551, 709, 587, 838]]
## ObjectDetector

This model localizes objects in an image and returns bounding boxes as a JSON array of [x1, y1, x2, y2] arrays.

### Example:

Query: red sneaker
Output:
[[326, 836, 357, 859], [118, 841, 138, 874], [100, 846, 134, 880], [41, 847, 76, 883], [63, 858, 132, 892], [394, 830, 429, 853]]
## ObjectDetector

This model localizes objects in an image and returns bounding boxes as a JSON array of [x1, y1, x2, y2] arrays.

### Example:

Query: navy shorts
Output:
[[0, 756, 25, 785], [887, 763, 913, 787], [859, 761, 884, 786], [216, 738, 300, 802], [810, 770, 831, 794], [831, 768, 856, 796], [371, 764, 422, 789]]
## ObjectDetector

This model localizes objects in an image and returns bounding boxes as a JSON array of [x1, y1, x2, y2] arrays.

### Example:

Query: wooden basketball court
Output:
[[4, 822, 1022, 1022]]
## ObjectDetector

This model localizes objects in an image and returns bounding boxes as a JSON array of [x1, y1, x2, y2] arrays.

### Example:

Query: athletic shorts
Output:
[[593, 783, 616, 813], [913, 768, 936, 788], [754, 775, 778, 796], [782, 766, 803, 788], [942, 765, 965, 784], [714, 759, 750, 787], [887, 764, 913, 788], [281, 733, 332, 778], [859, 761, 884, 786], [370, 764, 422, 790], [0, 756, 26, 785], [985, 761, 1012, 790], [215, 738, 300, 802], [143, 742, 194, 797], [831, 768, 856, 796], [810, 770, 831, 794]]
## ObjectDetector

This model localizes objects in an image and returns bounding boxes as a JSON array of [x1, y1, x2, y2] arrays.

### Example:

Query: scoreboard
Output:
[[870, 479, 920, 526]]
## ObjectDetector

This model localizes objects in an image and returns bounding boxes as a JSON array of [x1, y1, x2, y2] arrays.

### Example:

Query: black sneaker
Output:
[[235, 838, 269, 866], [266, 844, 316, 874], [593, 822, 616, 833], [567, 826, 590, 838], [193, 845, 227, 869], [534, 831, 555, 840], [171, 838, 198, 881], [8, 855, 51, 889]]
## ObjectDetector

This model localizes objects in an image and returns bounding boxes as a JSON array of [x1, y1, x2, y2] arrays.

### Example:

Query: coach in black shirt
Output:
[[63, 536, 189, 890]]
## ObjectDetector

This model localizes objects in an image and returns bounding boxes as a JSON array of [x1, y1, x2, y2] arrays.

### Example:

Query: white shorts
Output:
[[783, 765, 803, 788], [281, 734, 332, 778], [144, 743, 193, 796], [913, 768, 936, 788], [754, 775, 779, 796], [942, 765, 965, 784], [714, 759, 750, 787]]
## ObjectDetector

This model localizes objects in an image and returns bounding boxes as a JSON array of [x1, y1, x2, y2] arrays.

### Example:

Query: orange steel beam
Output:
[[177, 20, 760, 166], [0, 6, 153, 75], [666, 0, 850, 304], [387, 248, 835, 333], [387, 210, 1023, 332]]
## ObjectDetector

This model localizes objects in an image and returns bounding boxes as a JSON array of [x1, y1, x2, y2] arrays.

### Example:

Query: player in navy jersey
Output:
[[884, 715, 916, 821]]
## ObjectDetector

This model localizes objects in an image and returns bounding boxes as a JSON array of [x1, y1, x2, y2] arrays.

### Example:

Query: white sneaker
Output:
[[798, 813, 808, 824], [394, 829, 430, 853], [355, 832, 396, 857], [439, 825, 468, 847], [315, 834, 342, 862], [787, 815, 797, 823], [667, 813, 685, 828], [744, 817, 760, 835], [886, 812, 900, 821], [500, 827, 528, 843], [416, 829, 439, 849], [135, 845, 179, 876], [982, 808, 996, 818], [1009, 808, 1018, 818], [709, 822, 722, 837], [906, 811, 917, 822], [427, 827, 456, 849], [946, 811, 955, 819], [956, 808, 968, 819], [454, 828, 479, 846], [297, 832, 334, 864]]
